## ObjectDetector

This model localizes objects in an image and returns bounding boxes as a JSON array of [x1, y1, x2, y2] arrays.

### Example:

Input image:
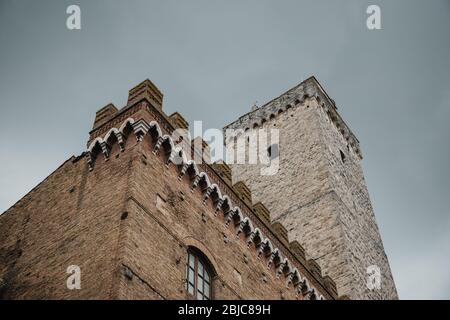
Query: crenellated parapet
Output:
[[127, 79, 163, 109], [323, 275, 339, 298], [306, 259, 323, 284], [271, 221, 289, 246], [192, 136, 211, 164], [289, 241, 306, 265], [252, 202, 271, 226], [93, 103, 118, 130], [211, 161, 232, 185], [169, 112, 189, 130], [232, 181, 252, 207], [224, 76, 362, 159]]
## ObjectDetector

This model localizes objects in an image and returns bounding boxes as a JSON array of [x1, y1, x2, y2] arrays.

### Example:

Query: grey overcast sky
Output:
[[0, 0, 449, 299]]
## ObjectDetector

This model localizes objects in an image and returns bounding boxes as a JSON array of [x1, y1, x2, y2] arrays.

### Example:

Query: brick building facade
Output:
[[0, 79, 339, 300]]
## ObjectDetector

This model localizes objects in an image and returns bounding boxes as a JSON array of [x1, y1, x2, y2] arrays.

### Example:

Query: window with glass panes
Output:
[[186, 251, 212, 300]]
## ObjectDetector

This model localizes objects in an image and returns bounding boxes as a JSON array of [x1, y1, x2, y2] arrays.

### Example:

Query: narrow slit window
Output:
[[340, 149, 346, 163], [267, 144, 279, 160]]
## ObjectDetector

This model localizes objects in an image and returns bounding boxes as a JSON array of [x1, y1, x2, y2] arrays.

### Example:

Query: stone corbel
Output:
[[285, 271, 294, 288], [132, 119, 149, 142], [246, 231, 256, 248], [87, 152, 94, 171], [303, 289, 314, 301], [224, 210, 234, 227], [152, 136, 164, 155], [116, 132, 125, 151], [202, 187, 213, 205], [191, 175, 201, 192], [257, 242, 267, 259], [178, 163, 189, 181], [236, 220, 246, 237], [100, 141, 110, 161], [166, 151, 175, 167], [214, 198, 224, 216], [267, 251, 277, 269], [276, 261, 287, 279]]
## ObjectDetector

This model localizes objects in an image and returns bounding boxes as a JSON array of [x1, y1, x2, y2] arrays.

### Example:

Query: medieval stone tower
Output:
[[224, 76, 398, 300]]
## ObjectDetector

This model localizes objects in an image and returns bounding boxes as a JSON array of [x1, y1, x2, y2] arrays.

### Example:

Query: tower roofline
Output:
[[224, 76, 362, 159]]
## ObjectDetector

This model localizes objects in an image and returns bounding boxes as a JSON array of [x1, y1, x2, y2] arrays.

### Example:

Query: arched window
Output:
[[186, 249, 213, 300]]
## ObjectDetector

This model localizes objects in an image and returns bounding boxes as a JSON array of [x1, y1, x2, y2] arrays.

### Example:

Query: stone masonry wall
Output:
[[225, 77, 397, 299], [315, 98, 398, 299], [226, 96, 354, 298]]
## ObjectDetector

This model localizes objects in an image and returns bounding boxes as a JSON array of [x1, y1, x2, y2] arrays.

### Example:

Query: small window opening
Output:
[[340, 150, 346, 163], [267, 144, 279, 160]]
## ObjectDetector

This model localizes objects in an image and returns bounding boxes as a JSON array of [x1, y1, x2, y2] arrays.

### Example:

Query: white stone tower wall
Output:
[[224, 77, 398, 299]]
